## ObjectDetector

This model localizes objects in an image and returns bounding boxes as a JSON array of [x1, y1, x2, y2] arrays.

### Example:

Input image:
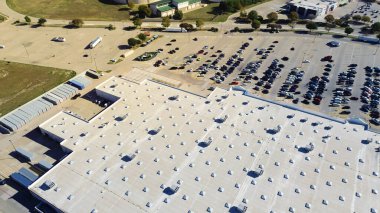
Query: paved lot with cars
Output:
[[332, 0, 380, 23], [148, 32, 380, 128]]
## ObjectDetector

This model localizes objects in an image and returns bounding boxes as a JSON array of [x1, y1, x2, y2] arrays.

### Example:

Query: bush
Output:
[[161, 16, 170, 28], [107, 24, 116, 30], [38, 18, 47, 26], [137, 33, 147, 41], [70, 19, 84, 28], [248, 10, 259, 21], [372, 22, 380, 33], [128, 38, 141, 47], [133, 18, 142, 28], [24, 16, 31, 24], [306, 21, 318, 31], [138, 5, 152, 18], [267, 12, 278, 23], [179, 23, 194, 31], [251, 19, 261, 30], [209, 27, 219, 32], [173, 9, 183, 20], [344, 26, 354, 35]]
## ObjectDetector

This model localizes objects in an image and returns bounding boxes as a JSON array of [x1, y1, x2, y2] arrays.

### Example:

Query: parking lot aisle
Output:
[[321, 42, 352, 113], [269, 37, 305, 99]]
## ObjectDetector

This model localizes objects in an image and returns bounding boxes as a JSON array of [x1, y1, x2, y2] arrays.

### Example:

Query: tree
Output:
[[306, 21, 318, 32], [352, 15, 362, 21], [344, 27, 354, 36], [240, 9, 247, 18], [324, 14, 335, 23], [128, 38, 141, 47], [71, 19, 84, 28], [219, 0, 242, 13], [24, 16, 31, 24], [107, 24, 116, 30], [138, 5, 152, 18], [128, 1, 135, 9], [173, 9, 183, 20], [133, 18, 142, 28], [267, 12, 278, 23], [38, 18, 47, 26], [267, 23, 282, 31], [161, 16, 170, 28], [362, 15, 371, 23], [251, 19, 261, 30], [196, 19, 204, 29], [179, 23, 194, 31], [288, 11, 299, 23], [137, 33, 147, 41], [248, 10, 259, 21], [372, 22, 380, 32], [288, 22, 296, 30]]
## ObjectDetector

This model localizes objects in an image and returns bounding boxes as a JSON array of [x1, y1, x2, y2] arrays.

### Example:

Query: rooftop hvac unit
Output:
[[43, 180, 55, 190], [236, 204, 248, 213], [164, 184, 180, 195]]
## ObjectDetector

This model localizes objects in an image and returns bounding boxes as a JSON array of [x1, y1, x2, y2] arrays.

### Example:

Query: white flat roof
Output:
[[289, 0, 336, 10], [30, 76, 380, 213]]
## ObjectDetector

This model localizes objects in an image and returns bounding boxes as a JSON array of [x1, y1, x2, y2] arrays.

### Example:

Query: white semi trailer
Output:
[[89, 36, 102, 49]]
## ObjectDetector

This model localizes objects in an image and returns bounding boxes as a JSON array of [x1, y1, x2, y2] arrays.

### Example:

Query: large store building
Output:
[[28, 76, 380, 213]]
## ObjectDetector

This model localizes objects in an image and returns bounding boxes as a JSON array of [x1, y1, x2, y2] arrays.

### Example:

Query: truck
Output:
[[89, 36, 102, 49], [357, 36, 380, 44]]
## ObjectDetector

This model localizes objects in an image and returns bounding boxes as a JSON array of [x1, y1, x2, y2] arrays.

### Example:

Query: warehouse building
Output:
[[30, 76, 380, 213]]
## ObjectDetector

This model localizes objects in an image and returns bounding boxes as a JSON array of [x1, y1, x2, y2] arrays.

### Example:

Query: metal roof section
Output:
[[0, 77, 80, 132], [11, 168, 39, 188], [68, 76, 91, 90], [29, 76, 380, 213]]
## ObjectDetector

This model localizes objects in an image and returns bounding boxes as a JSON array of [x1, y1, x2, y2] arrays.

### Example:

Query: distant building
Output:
[[150, 0, 201, 17], [287, 0, 351, 18], [111, 0, 160, 4]]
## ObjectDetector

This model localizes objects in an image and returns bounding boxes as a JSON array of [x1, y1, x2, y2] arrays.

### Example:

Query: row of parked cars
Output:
[[210, 42, 250, 84], [330, 64, 358, 108], [278, 68, 305, 101], [361, 67, 380, 116], [255, 59, 283, 93]]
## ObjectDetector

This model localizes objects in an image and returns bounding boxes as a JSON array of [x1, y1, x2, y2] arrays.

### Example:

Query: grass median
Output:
[[183, 0, 272, 22], [6, 0, 131, 21], [0, 61, 75, 116]]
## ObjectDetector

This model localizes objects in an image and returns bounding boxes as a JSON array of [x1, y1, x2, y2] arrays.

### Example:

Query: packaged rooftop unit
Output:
[[15, 147, 35, 162]]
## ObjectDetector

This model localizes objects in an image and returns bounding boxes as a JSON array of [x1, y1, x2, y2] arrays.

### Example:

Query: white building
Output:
[[30, 76, 380, 213], [150, 0, 201, 17], [287, 0, 338, 18]]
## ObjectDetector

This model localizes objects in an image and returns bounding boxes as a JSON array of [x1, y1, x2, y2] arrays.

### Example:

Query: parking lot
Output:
[[144, 32, 380, 128], [350, 1, 380, 23], [332, 0, 380, 23]]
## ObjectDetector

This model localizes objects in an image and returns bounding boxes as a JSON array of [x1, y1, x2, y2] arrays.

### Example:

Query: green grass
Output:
[[0, 13, 7, 23], [0, 61, 75, 116], [183, 3, 230, 22], [6, 0, 131, 21], [183, 0, 273, 22]]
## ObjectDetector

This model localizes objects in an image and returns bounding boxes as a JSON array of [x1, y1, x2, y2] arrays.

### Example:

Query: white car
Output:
[[0, 45, 5, 49], [303, 60, 310, 63], [52, 37, 66, 42]]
